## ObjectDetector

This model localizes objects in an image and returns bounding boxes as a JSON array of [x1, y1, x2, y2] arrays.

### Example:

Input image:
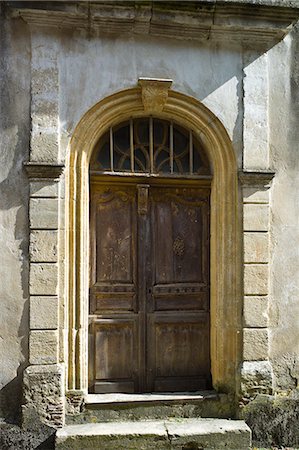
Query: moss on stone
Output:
[[243, 391, 299, 448]]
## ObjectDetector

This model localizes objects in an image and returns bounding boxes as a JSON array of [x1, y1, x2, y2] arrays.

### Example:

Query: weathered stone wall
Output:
[[0, 2, 299, 447]]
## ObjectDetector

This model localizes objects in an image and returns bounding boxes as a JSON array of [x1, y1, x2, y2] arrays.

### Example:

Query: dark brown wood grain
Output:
[[89, 181, 210, 393]]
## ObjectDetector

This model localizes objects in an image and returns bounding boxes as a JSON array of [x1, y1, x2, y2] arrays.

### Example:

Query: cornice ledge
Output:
[[7, 1, 299, 45], [239, 169, 275, 186], [24, 162, 65, 179]]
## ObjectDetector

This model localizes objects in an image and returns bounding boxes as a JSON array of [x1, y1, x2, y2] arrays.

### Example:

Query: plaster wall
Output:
[[268, 24, 299, 390], [58, 32, 243, 165], [0, 17, 30, 420]]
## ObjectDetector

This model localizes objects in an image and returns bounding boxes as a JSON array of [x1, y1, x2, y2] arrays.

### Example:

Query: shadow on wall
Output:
[[0, 10, 30, 423]]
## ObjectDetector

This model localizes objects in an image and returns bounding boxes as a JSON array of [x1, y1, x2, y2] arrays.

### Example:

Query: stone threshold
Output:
[[85, 390, 218, 405], [56, 418, 251, 449]]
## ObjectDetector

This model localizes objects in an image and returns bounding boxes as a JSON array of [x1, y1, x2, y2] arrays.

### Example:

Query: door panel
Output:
[[89, 182, 210, 393], [147, 313, 210, 391], [152, 189, 208, 284], [91, 318, 138, 393], [147, 187, 210, 391], [89, 185, 140, 393], [90, 186, 137, 315]]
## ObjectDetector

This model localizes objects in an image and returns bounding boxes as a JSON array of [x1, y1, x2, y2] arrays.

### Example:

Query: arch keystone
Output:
[[138, 78, 173, 113]]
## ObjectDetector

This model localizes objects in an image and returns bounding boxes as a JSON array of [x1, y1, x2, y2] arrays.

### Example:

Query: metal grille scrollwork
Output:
[[90, 118, 210, 176]]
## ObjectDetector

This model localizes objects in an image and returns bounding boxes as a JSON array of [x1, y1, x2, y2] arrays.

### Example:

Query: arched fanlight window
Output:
[[90, 118, 210, 176]]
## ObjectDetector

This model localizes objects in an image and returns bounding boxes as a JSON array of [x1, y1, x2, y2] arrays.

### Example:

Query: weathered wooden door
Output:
[[89, 181, 210, 393]]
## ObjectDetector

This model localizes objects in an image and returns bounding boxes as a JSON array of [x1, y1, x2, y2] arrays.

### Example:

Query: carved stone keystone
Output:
[[138, 78, 173, 113]]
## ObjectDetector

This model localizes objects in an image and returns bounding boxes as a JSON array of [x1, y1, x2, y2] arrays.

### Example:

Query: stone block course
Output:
[[244, 232, 269, 263], [244, 264, 268, 295], [29, 330, 58, 364], [30, 296, 58, 329], [241, 361, 273, 400], [243, 186, 269, 204], [31, 67, 59, 97], [243, 296, 268, 327], [243, 328, 268, 361], [30, 180, 59, 198], [30, 130, 59, 163], [29, 263, 58, 295], [23, 364, 64, 428], [30, 198, 58, 229], [30, 230, 58, 262], [243, 52, 269, 170], [243, 204, 269, 231]]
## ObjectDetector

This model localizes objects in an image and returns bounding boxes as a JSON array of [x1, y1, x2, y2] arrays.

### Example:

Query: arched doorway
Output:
[[65, 81, 240, 396], [88, 118, 212, 393]]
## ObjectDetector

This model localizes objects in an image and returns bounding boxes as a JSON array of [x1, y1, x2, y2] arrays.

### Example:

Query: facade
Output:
[[1, 1, 299, 448]]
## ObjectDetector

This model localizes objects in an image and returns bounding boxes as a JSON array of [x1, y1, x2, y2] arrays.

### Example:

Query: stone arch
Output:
[[65, 83, 241, 395]]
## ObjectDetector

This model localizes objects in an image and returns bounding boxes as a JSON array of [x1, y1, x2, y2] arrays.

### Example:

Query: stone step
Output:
[[66, 391, 234, 424], [56, 418, 251, 449]]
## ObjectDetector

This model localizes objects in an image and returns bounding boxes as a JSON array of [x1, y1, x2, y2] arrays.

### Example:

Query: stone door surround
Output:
[[65, 79, 241, 396]]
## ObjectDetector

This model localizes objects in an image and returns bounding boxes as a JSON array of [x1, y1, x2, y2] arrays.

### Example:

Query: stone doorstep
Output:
[[85, 391, 218, 405], [56, 418, 251, 449], [66, 391, 234, 425]]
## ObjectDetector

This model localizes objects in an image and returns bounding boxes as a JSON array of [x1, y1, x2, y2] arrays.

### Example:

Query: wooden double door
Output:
[[89, 180, 211, 393]]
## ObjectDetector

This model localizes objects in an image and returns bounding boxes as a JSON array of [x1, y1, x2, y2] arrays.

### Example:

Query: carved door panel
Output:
[[89, 184, 140, 393], [147, 187, 210, 391], [89, 182, 210, 393]]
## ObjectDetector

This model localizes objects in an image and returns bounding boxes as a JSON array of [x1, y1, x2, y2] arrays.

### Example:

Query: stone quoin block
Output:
[[243, 296, 268, 327], [243, 204, 269, 231], [29, 263, 58, 296], [243, 328, 268, 361], [243, 187, 269, 204], [30, 296, 58, 329], [241, 360, 273, 398], [244, 232, 269, 263], [30, 180, 59, 198], [31, 100, 58, 129], [30, 198, 58, 229], [244, 264, 269, 295], [30, 130, 59, 163], [30, 230, 58, 262], [243, 52, 269, 170], [23, 364, 64, 428], [31, 66, 59, 96], [29, 330, 59, 364]]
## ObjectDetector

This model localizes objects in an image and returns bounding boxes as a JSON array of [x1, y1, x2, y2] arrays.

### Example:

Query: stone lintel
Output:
[[8, 1, 299, 45], [239, 170, 275, 187], [24, 162, 65, 179]]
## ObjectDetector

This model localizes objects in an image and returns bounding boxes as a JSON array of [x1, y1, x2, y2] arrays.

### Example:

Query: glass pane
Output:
[[193, 136, 210, 174], [91, 137, 110, 170], [173, 125, 189, 173], [114, 122, 130, 172], [153, 119, 168, 146], [90, 117, 210, 176], [134, 147, 149, 172], [155, 148, 170, 173], [135, 119, 149, 145]]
